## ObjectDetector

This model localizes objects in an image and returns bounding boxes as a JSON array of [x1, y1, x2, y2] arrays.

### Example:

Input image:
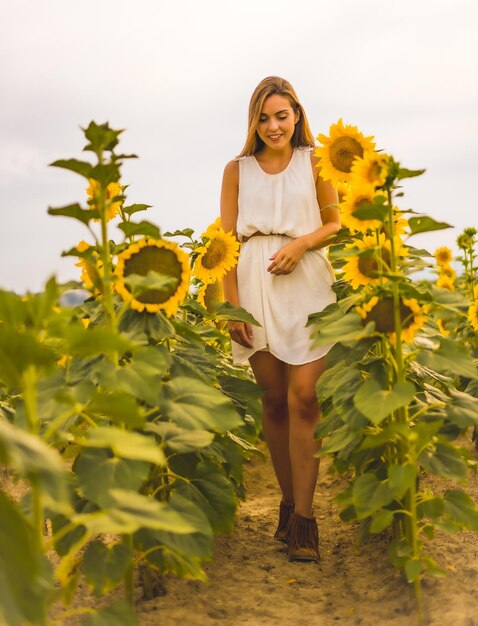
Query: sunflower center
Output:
[[201, 239, 227, 269], [330, 137, 364, 173], [364, 297, 414, 333], [357, 247, 390, 278], [123, 246, 181, 304]]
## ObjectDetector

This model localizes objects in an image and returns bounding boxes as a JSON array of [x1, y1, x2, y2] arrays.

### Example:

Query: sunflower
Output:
[[436, 275, 455, 291], [115, 238, 190, 316], [335, 181, 350, 203], [434, 246, 452, 267], [197, 279, 224, 313], [86, 179, 123, 222], [75, 240, 103, 292], [468, 301, 478, 332], [341, 234, 404, 290], [340, 183, 386, 234], [439, 264, 456, 281], [193, 227, 240, 284], [358, 296, 425, 343], [203, 217, 222, 238], [355, 295, 379, 319], [315, 119, 376, 186], [436, 318, 450, 337], [350, 152, 389, 188]]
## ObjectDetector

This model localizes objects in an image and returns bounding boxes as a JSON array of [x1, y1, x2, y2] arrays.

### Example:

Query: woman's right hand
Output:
[[228, 321, 253, 348]]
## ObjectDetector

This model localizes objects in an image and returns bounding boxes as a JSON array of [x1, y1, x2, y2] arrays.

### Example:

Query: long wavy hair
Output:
[[238, 76, 315, 157]]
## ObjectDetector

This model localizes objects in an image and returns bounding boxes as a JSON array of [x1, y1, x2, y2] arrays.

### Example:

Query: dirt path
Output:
[[144, 448, 478, 626]]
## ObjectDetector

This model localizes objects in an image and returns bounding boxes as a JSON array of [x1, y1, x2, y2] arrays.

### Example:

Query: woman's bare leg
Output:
[[287, 358, 327, 518], [249, 351, 293, 503]]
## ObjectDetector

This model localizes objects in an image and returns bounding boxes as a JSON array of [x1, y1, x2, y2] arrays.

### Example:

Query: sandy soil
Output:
[[142, 448, 478, 626]]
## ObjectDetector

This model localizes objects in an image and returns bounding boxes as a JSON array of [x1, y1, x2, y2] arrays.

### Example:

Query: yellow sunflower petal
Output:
[[193, 228, 240, 283], [350, 152, 389, 188], [340, 183, 386, 234], [315, 119, 376, 186], [468, 301, 478, 332], [434, 246, 452, 266]]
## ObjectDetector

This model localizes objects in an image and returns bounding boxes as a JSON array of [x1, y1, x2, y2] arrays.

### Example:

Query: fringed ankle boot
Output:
[[287, 513, 320, 562], [273, 501, 294, 543]]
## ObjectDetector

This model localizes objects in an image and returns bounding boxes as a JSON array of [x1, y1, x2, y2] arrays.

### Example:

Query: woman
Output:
[[220, 76, 340, 562]]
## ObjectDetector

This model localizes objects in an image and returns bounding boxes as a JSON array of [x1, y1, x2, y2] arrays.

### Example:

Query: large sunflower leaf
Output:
[[88, 391, 144, 428], [73, 448, 150, 507], [354, 379, 416, 424], [82, 540, 132, 597], [0, 420, 71, 514], [419, 442, 468, 482], [73, 489, 197, 535], [174, 462, 237, 533], [416, 338, 478, 379], [161, 376, 243, 431], [122, 203, 151, 216], [145, 422, 214, 453], [0, 328, 57, 388], [63, 326, 137, 358], [118, 220, 161, 239], [407, 216, 452, 236], [49, 159, 93, 179], [77, 427, 165, 465], [443, 490, 478, 530], [311, 311, 375, 347], [352, 473, 394, 519], [212, 301, 261, 326], [48, 203, 99, 225]]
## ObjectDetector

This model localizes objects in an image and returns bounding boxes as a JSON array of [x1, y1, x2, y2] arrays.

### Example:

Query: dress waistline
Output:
[[241, 231, 288, 243]]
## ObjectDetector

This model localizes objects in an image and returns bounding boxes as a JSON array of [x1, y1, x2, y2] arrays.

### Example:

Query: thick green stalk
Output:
[[123, 535, 135, 606]]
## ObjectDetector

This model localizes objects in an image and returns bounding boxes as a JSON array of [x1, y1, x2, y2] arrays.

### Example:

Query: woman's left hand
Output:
[[267, 237, 309, 275]]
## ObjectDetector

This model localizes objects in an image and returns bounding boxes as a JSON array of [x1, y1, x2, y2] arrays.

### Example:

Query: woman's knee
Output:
[[288, 384, 318, 417], [262, 390, 288, 420]]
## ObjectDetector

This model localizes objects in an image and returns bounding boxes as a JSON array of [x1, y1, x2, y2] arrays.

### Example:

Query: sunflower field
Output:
[[0, 119, 477, 626]]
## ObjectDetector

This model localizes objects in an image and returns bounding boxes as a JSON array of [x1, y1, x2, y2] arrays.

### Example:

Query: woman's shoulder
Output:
[[222, 159, 239, 184]]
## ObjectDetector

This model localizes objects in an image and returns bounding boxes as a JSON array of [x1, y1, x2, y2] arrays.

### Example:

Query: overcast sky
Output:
[[1, 0, 477, 292]]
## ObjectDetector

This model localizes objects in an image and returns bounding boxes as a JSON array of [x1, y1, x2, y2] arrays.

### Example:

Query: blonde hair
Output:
[[238, 76, 315, 157]]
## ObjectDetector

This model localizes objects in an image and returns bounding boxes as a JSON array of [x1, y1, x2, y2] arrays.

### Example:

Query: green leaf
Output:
[[405, 558, 422, 583], [419, 442, 468, 481], [89, 391, 144, 428], [354, 379, 416, 424], [0, 492, 55, 625], [0, 420, 71, 514], [446, 390, 478, 428], [443, 489, 478, 530], [0, 328, 57, 388], [73, 489, 198, 535], [352, 473, 394, 519], [63, 326, 137, 358], [124, 271, 178, 297], [48, 203, 99, 225], [135, 493, 213, 568], [74, 448, 150, 507], [50, 158, 93, 179], [163, 228, 195, 238], [83, 540, 132, 596], [351, 196, 389, 222], [146, 422, 214, 453], [161, 376, 243, 432], [82, 600, 139, 626], [117, 220, 161, 239], [388, 464, 416, 499], [175, 461, 237, 533], [408, 216, 452, 236], [212, 301, 261, 326], [82, 121, 123, 153], [78, 427, 165, 465], [319, 424, 361, 455], [369, 509, 394, 534], [311, 311, 374, 347], [122, 203, 151, 216], [396, 167, 426, 180], [416, 338, 478, 379]]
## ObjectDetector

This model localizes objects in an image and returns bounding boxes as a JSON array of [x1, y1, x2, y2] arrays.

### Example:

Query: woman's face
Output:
[[256, 94, 299, 152]]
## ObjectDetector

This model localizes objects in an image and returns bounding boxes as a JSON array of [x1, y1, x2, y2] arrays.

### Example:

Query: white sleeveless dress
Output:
[[232, 147, 336, 365]]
